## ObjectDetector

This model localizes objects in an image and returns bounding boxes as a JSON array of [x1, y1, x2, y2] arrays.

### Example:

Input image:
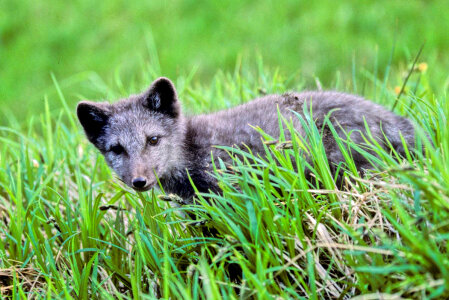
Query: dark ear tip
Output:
[[144, 77, 179, 117], [150, 77, 176, 94], [77, 101, 95, 118], [77, 101, 89, 115], [77, 100, 87, 108], [76, 101, 110, 123], [153, 77, 174, 85]]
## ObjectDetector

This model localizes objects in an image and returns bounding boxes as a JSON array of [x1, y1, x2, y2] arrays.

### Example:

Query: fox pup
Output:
[[77, 77, 415, 201]]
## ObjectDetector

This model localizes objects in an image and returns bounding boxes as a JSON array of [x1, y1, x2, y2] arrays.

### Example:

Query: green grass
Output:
[[1, 0, 449, 121], [1, 55, 449, 298], [2, 0, 449, 297]]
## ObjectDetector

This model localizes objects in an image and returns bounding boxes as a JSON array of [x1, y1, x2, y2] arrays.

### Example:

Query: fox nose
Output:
[[132, 177, 147, 188]]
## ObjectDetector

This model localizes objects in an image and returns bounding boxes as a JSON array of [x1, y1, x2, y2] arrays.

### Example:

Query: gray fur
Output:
[[77, 77, 415, 200]]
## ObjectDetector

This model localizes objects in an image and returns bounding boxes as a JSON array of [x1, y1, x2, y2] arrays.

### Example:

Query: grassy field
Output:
[[1, 0, 449, 299], [1, 59, 448, 298], [1, 0, 449, 120]]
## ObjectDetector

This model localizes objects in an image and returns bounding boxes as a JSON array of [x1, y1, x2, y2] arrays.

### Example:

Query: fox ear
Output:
[[77, 101, 110, 146], [144, 77, 180, 118]]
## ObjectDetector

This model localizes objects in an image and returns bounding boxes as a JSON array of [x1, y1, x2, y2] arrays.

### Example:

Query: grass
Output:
[[1, 52, 449, 299], [2, 0, 449, 121]]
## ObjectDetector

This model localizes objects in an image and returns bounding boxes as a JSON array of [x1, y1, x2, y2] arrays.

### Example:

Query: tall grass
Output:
[[0, 58, 448, 298]]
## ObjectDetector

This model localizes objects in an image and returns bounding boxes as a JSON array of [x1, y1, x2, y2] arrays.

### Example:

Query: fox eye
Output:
[[110, 144, 124, 155], [148, 136, 159, 146]]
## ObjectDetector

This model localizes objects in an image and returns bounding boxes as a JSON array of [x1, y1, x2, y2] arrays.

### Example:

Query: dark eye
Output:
[[148, 136, 159, 146], [110, 144, 124, 155]]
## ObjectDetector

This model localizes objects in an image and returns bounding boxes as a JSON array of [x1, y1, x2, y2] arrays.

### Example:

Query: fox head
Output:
[[77, 77, 186, 192]]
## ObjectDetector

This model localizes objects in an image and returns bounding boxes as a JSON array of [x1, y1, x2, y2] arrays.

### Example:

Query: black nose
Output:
[[132, 177, 147, 188]]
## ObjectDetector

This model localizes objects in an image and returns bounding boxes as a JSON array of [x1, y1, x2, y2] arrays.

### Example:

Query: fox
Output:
[[77, 77, 415, 201]]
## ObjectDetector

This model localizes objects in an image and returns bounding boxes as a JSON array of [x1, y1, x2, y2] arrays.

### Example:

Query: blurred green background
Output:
[[1, 0, 448, 122]]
